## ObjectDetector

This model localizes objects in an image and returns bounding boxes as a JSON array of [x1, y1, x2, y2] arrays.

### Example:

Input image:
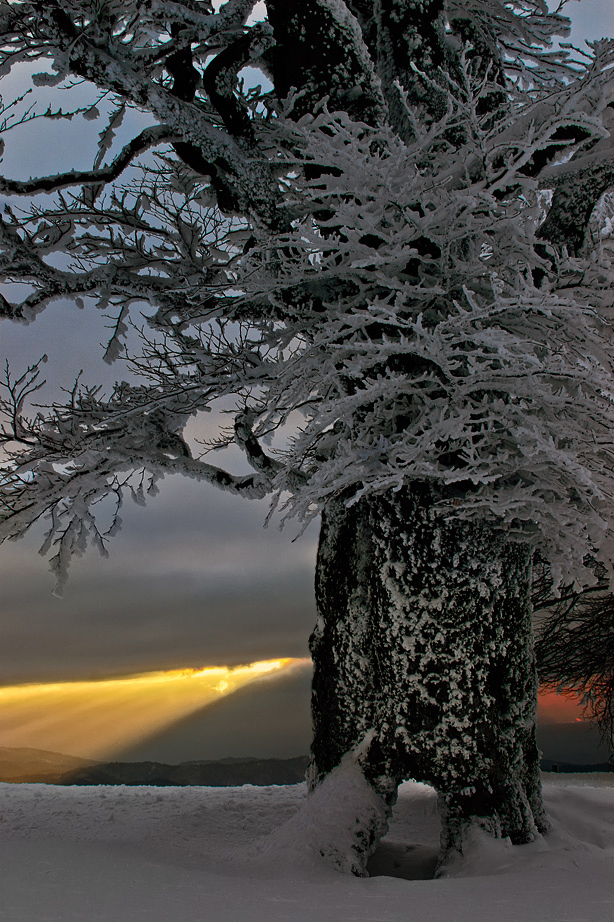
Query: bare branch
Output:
[[536, 58, 614, 253], [538, 152, 614, 253], [234, 409, 283, 478], [0, 356, 47, 445], [0, 125, 177, 196], [201, 21, 274, 140], [535, 585, 614, 750]]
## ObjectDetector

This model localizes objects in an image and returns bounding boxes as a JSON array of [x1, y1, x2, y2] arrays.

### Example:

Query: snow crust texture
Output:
[[1, 777, 613, 922]]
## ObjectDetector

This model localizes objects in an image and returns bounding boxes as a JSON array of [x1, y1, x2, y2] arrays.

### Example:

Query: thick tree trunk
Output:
[[309, 482, 547, 873]]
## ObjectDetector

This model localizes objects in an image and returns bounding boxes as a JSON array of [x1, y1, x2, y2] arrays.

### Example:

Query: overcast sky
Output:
[[1, 1, 613, 765]]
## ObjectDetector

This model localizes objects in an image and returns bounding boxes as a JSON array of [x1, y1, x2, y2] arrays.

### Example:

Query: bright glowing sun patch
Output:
[[0, 658, 306, 760]]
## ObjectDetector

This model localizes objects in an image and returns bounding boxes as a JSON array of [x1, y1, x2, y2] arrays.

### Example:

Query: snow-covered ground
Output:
[[1, 774, 613, 922]]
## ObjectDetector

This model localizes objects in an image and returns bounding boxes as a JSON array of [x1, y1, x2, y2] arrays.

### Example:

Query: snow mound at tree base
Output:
[[251, 756, 388, 876]]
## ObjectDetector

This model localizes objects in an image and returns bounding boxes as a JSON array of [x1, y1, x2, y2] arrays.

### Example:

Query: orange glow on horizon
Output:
[[0, 658, 310, 760], [537, 687, 586, 725]]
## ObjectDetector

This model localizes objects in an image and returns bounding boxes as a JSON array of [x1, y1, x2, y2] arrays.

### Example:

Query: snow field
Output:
[[0, 775, 613, 922]]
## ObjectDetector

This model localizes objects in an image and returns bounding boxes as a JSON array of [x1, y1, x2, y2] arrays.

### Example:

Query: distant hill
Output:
[[540, 758, 612, 774], [2, 746, 611, 787], [0, 747, 98, 783], [0, 747, 309, 786], [536, 721, 610, 765], [58, 755, 310, 787]]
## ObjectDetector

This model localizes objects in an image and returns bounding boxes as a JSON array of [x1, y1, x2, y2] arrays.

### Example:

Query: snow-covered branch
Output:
[[0, 376, 270, 590], [1, 0, 614, 587], [227, 98, 614, 585]]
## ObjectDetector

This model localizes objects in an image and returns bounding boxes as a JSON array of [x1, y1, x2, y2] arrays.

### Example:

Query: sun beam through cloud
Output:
[[0, 658, 309, 760]]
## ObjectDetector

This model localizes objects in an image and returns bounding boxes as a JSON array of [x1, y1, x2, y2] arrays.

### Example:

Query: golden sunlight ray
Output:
[[0, 658, 309, 760]]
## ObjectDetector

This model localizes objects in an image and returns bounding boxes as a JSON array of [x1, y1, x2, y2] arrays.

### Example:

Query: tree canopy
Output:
[[1, 0, 613, 595]]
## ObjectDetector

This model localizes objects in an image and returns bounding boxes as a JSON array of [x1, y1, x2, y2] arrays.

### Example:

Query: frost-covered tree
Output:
[[1, 0, 614, 874]]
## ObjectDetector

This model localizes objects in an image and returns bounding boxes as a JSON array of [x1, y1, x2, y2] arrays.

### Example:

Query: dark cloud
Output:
[[0, 475, 318, 684]]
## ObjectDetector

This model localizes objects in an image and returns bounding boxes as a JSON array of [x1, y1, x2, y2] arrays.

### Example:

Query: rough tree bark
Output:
[[310, 484, 548, 870]]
